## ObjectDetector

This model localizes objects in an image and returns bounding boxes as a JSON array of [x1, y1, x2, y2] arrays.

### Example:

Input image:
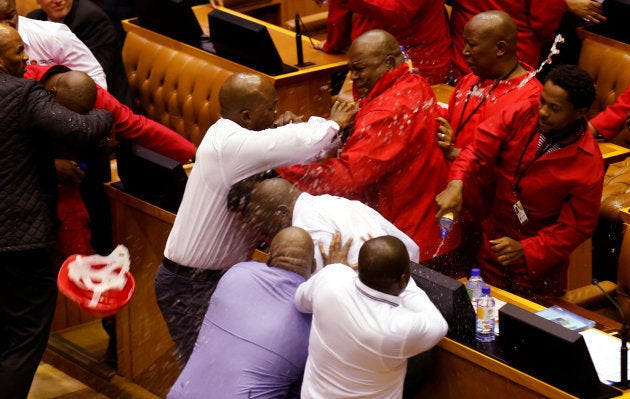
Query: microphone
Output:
[[593, 279, 628, 389], [294, 13, 314, 68]]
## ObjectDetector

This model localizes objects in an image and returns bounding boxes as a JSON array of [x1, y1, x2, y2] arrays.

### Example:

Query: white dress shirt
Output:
[[295, 264, 448, 399], [18, 16, 107, 88], [164, 117, 341, 270], [293, 192, 420, 270]]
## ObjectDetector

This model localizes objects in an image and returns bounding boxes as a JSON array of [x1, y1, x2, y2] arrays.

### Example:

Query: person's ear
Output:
[[495, 40, 507, 57], [241, 109, 252, 127], [399, 269, 411, 290], [385, 55, 395, 71], [277, 204, 291, 225]]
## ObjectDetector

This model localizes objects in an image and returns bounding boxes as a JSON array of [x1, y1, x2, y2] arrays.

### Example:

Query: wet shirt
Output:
[[280, 64, 459, 261], [164, 117, 341, 270], [168, 261, 311, 399]]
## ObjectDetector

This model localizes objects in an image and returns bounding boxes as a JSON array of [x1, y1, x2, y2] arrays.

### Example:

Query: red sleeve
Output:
[[322, 0, 353, 54], [341, 0, 419, 25], [590, 84, 630, 140], [94, 89, 196, 163], [279, 109, 410, 199], [529, 0, 567, 42]]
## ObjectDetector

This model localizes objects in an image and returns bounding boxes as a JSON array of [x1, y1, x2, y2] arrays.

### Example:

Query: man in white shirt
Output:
[[155, 72, 356, 367], [229, 177, 420, 268], [0, 0, 107, 88], [295, 236, 448, 399]]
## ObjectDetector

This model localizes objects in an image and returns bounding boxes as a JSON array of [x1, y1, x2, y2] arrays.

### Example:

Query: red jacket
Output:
[[280, 64, 459, 261], [338, 0, 453, 84], [590, 84, 630, 140], [450, 0, 567, 76], [450, 99, 604, 297], [24, 65, 195, 163]]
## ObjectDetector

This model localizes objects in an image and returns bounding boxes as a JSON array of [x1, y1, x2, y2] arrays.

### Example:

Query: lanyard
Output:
[[453, 63, 520, 144]]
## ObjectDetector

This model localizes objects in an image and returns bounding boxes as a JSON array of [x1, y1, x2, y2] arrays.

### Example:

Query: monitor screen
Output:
[[410, 262, 476, 345], [585, 0, 630, 44], [134, 0, 204, 44], [208, 8, 297, 76], [499, 303, 619, 399], [115, 141, 188, 214]]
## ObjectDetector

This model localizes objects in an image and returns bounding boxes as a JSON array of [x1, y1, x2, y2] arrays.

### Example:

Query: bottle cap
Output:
[[481, 285, 491, 295], [471, 268, 480, 276]]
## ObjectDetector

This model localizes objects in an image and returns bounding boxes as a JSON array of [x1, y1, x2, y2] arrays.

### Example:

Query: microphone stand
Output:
[[593, 279, 628, 389], [294, 13, 314, 68]]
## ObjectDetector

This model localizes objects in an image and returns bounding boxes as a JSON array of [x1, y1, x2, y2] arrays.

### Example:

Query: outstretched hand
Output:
[[320, 232, 354, 268], [435, 180, 464, 222], [329, 100, 357, 129]]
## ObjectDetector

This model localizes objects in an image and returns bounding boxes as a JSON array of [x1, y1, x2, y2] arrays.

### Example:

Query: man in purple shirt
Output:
[[167, 226, 344, 398]]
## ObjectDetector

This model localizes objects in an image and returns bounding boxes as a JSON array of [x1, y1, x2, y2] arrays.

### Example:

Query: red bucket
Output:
[[57, 254, 135, 318]]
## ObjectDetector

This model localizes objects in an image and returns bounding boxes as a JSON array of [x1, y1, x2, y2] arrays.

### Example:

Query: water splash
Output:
[[432, 238, 445, 258], [518, 34, 565, 89]]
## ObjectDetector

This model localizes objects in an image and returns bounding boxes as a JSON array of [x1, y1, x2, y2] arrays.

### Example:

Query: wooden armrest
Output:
[[283, 11, 329, 33]]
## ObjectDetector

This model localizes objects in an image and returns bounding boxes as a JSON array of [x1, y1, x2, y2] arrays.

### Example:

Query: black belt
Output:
[[162, 257, 223, 280]]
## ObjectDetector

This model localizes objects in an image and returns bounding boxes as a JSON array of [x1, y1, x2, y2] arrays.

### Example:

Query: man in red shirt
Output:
[[315, 0, 453, 84], [280, 30, 459, 266], [436, 65, 604, 299], [449, 0, 605, 77]]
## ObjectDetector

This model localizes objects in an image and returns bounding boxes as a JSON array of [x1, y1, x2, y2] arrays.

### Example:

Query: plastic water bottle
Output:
[[466, 268, 484, 310], [476, 285, 496, 342], [439, 212, 454, 239], [400, 45, 413, 71]]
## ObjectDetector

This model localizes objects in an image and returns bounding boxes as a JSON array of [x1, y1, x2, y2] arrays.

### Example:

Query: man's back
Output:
[[295, 264, 447, 398], [168, 261, 311, 399], [293, 192, 420, 270]]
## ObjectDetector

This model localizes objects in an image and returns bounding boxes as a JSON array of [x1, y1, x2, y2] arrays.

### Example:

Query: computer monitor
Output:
[[499, 303, 620, 399], [115, 141, 188, 214], [134, 0, 204, 44], [207, 8, 298, 76], [410, 262, 476, 345], [585, 0, 630, 44]]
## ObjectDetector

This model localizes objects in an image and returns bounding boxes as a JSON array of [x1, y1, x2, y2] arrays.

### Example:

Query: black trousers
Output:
[[0, 249, 57, 399]]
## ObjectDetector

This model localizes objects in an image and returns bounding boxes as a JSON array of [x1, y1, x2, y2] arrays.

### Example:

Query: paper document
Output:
[[580, 328, 629, 385]]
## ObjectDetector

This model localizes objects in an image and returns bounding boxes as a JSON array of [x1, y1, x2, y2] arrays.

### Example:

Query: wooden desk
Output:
[[123, 6, 347, 120], [105, 183, 179, 397], [192, 5, 347, 118], [413, 285, 629, 399]]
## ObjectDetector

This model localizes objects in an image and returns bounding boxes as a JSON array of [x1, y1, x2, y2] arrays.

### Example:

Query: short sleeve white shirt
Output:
[[18, 16, 107, 88], [293, 192, 420, 270], [295, 264, 448, 399]]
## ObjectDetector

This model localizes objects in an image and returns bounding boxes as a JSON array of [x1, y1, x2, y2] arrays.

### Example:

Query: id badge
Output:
[[513, 200, 528, 225]]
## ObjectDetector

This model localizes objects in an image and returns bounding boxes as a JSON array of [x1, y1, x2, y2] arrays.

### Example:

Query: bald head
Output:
[[463, 10, 523, 79], [0, 0, 19, 29], [45, 71, 97, 114], [245, 178, 302, 238], [267, 226, 315, 280], [348, 30, 403, 98], [358, 236, 410, 296], [0, 24, 26, 76], [219, 72, 278, 130]]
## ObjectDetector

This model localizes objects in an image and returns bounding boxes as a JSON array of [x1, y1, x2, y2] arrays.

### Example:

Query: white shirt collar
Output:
[[355, 278, 401, 307]]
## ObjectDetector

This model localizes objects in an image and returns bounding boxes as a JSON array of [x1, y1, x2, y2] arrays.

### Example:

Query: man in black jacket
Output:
[[0, 25, 113, 399]]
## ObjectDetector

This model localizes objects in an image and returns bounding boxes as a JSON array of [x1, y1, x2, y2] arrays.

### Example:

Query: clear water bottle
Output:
[[400, 45, 413, 71], [466, 267, 484, 310], [476, 285, 496, 342], [439, 212, 454, 239]]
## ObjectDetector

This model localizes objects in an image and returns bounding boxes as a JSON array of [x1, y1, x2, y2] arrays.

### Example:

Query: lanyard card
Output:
[[513, 200, 528, 225]]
